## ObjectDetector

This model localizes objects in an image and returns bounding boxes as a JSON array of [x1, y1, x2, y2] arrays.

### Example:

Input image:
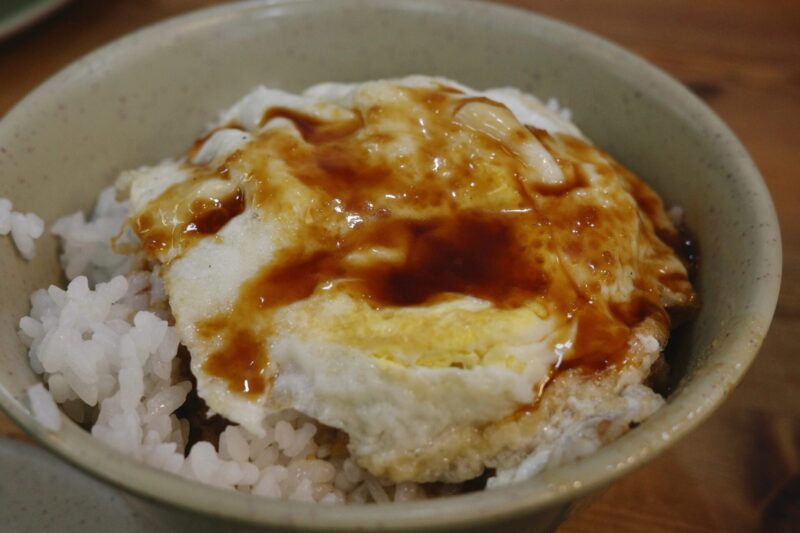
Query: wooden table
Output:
[[1, 1, 798, 531]]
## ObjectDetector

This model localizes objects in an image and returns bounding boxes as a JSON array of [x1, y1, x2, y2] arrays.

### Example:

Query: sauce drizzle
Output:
[[132, 84, 697, 398]]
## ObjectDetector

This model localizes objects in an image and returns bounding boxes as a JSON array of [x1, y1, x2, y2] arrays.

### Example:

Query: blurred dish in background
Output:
[[0, 0, 70, 41]]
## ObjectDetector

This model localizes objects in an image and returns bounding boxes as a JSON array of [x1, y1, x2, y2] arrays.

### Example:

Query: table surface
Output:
[[1, 1, 798, 531]]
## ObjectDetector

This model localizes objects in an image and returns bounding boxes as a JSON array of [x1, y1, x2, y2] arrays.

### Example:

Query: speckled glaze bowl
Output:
[[0, 0, 781, 531]]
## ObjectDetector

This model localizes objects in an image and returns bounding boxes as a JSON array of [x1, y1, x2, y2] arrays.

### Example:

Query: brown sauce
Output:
[[563, 304, 632, 372], [133, 84, 697, 399], [526, 127, 593, 196], [135, 184, 244, 255], [260, 107, 363, 144], [250, 212, 553, 310], [201, 328, 266, 397], [614, 159, 700, 272]]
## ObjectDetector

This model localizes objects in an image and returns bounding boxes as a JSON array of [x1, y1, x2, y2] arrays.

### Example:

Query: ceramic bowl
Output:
[[0, 0, 781, 530]]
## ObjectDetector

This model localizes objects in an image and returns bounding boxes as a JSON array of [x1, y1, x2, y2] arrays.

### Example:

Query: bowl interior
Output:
[[0, 0, 780, 530]]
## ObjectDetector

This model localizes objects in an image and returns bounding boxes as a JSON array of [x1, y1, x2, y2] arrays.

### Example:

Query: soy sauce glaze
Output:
[[133, 85, 695, 397], [135, 185, 245, 255]]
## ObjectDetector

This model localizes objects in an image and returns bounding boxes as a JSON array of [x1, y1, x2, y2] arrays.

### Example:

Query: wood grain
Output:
[[1, 1, 798, 531]]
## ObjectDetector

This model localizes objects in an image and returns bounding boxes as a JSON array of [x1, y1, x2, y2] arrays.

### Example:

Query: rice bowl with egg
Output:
[[13, 76, 697, 503]]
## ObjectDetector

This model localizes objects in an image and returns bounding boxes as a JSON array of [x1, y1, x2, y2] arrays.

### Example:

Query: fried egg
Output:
[[122, 77, 695, 482]]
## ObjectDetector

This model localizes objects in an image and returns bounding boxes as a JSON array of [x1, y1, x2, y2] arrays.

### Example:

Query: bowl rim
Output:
[[0, 0, 782, 530]]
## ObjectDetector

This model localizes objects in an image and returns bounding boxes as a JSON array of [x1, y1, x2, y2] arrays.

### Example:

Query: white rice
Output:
[[50, 186, 135, 283], [26, 383, 61, 432], [0, 197, 44, 260], [19, 187, 420, 504]]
